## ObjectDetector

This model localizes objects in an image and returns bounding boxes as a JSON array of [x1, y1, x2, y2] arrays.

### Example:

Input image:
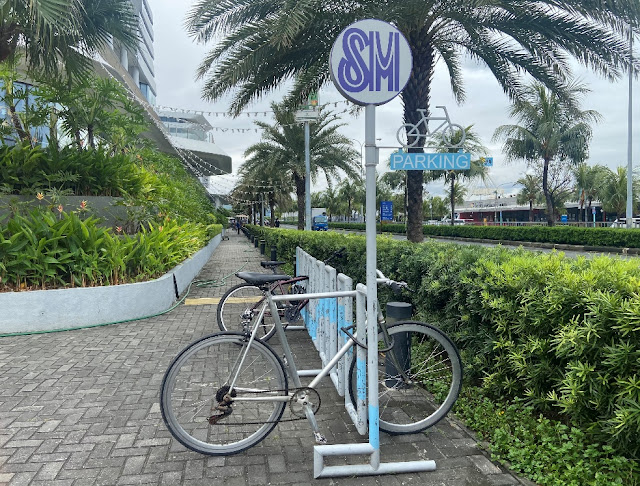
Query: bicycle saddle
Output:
[[235, 272, 291, 286]]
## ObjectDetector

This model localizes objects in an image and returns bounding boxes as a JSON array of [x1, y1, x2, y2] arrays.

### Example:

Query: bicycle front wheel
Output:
[[348, 321, 462, 434], [160, 333, 288, 455], [217, 283, 281, 341]]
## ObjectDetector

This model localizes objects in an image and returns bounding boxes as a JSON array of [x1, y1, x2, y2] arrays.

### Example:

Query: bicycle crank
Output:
[[289, 387, 321, 418]]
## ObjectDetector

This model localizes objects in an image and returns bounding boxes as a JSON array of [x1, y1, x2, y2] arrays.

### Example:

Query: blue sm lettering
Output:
[[338, 28, 400, 93]]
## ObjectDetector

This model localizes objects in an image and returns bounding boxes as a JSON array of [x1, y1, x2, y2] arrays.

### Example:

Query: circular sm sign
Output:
[[329, 19, 412, 106]]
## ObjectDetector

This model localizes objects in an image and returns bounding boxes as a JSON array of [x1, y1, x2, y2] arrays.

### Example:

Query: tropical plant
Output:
[[573, 163, 609, 223], [312, 186, 342, 220], [516, 174, 543, 222], [428, 126, 488, 224], [0, 0, 138, 78], [336, 177, 365, 221], [494, 82, 600, 226], [423, 195, 448, 221], [599, 166, 640, 217], [0, 59, 52, 144], [239, 153, 293, 226], [35, 75, 148, 150], [243, 103, 360, 229], [186, 0, 639, 242]]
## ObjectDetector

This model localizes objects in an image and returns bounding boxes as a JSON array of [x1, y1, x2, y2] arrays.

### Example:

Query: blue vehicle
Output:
[[312, 214, 329, 231]]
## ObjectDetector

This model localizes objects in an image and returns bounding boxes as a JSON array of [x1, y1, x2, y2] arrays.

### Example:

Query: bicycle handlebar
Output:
[[376, 269, 413, 293]]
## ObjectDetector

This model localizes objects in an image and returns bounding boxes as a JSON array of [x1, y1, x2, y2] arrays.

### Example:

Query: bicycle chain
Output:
[[207, 387, 318, 426]]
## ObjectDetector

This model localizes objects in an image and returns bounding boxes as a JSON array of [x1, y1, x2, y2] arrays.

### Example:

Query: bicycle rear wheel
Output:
[[348, 321, 462, 434], [160, 333, 288, 455], [217, 283, 282, 341]]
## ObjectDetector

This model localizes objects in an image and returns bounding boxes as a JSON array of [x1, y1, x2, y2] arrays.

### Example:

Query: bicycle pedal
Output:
[[314, 432, 327, 444]]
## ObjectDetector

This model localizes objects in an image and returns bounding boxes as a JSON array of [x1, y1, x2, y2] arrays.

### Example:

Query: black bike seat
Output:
[[260, 261, 285, 268], [236, 272, 291, 286]]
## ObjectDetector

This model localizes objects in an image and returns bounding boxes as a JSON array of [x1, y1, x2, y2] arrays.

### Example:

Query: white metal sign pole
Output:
[[364, 103, 379, 467], [316, 17, 436, 478], [305, 121, 312, 231]]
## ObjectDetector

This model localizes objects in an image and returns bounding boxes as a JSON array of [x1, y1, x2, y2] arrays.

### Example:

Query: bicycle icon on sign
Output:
[[396, 106, 466, 149]]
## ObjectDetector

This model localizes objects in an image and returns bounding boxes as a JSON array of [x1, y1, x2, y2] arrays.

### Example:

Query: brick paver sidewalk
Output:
[[0, 232, 534, 486]]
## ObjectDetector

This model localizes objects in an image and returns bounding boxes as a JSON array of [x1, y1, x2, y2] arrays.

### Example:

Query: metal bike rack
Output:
[[295, 247, 367, 434], [293, 248, 436, 478]]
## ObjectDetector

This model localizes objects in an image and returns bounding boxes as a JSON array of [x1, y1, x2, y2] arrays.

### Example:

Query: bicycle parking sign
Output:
[[329, 19, 412, 106]]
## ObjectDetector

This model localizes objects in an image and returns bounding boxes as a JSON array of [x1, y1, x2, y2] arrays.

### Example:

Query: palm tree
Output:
[[573, 163, 608, 223], [516, 174, 543, 222], [0, 0, 138, 77], [239, 154, 293, 227], [314, 186, 343, 220], [186, 0, 638, 241], [244, 103, 360, 230], [494, 82, 600, 226], [600, 166, 640, 218], [429, 126, 488, 224], [336, 177, 365, 221], [444, 182, 467, 218]]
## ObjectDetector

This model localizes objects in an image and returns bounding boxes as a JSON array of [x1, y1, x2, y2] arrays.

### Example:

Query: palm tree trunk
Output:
[[294, 173, 305, 230], [450, 176, 455, 225], [87, 124, 95, 149], [402, 29, 434, 243], [8, 105, 30, 143], [542, 158, 555, 226], [529, 200, 534, 222], [269, 192, 275, 227]]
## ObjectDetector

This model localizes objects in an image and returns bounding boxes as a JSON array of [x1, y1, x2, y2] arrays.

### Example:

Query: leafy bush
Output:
[[455, 388, 638, 486], [0, 208, 221, 290], [0, 143, 146, 197]]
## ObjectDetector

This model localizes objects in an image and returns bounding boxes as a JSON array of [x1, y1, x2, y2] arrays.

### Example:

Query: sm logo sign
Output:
[[330, 19, 412, 106]]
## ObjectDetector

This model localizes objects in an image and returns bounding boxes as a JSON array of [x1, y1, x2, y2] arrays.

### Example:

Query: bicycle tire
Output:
[[217, 283, 287, 341], [347, 321, 462, 434], [396, 123, 420, 148], [160, 332, 288, 455]]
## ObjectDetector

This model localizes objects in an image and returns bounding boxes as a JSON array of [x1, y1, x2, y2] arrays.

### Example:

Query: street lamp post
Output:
[[626, 26, 634, 229]]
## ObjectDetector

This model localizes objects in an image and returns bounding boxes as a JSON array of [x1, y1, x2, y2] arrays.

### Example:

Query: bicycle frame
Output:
[[227, 278, 410, 440], [414, 106, 451, 136], [241, 275, 310, 320]]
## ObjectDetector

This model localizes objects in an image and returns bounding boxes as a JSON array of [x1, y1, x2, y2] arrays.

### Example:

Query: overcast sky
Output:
[[149, 0, 639, 199]]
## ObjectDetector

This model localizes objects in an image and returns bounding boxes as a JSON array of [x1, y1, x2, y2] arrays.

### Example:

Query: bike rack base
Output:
[[313, 443, 436, 478]]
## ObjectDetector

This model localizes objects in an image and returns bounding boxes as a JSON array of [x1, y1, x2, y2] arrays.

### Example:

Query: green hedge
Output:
[[248, 225, 640, 464], [328, 221, 640, 249]]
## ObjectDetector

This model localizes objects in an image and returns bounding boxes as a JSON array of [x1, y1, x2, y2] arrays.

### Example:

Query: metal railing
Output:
[[296, 247, 367, 435]]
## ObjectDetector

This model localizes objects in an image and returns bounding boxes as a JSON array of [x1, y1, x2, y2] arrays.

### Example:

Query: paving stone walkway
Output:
[[0, 232, 535, 486]]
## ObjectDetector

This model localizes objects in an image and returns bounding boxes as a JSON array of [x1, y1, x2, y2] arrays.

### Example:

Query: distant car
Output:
[[611, 217, 640, 228], [440, 218, 471, 225], [312, 215, 329, 231]]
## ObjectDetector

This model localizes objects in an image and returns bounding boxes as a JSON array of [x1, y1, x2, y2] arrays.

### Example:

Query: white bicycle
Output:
[[396, 106, 465, 148]]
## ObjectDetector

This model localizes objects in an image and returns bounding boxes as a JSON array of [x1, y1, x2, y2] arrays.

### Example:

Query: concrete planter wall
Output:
[[0, 234, 222, 334]]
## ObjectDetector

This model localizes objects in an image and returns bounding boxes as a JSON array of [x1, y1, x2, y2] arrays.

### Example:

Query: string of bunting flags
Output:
[[154, 99, 351, 118]]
